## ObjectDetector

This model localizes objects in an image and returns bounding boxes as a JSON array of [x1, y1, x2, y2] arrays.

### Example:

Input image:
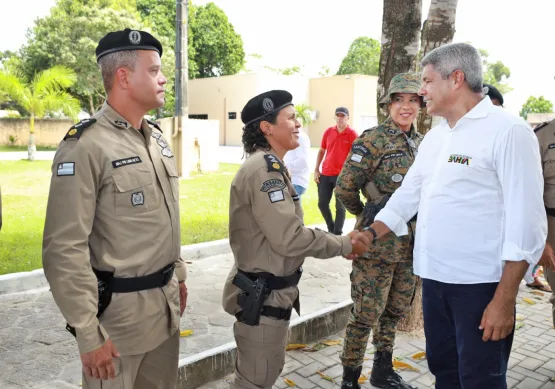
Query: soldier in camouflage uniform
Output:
[[335, 73, 424, 389]]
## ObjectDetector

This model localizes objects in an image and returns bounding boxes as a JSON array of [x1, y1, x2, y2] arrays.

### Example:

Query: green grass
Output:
[[0, 145, 57, 152], [0, 161, 351, 275]]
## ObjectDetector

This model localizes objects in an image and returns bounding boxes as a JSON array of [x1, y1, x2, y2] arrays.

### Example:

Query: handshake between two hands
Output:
[[344, 229, 375, 260]]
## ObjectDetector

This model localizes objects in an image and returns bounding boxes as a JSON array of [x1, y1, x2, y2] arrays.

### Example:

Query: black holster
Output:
[[65, 263, 175, 337], [232, 267, 303, 326]]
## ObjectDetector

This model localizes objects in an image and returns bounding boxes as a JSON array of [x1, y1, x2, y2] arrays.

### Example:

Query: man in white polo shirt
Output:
[[363, 43, 547, 388]]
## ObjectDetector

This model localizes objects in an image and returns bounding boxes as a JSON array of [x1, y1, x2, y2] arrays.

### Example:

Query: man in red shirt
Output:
[[314, 107, 358, 234]]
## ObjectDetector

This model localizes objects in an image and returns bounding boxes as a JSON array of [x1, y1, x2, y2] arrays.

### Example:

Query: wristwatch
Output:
[[362, 226, 377, 242]]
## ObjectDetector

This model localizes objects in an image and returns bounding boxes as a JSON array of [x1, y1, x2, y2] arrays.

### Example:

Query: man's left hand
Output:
[[179, 281, 188, 316], [479, 296, 515, 342]]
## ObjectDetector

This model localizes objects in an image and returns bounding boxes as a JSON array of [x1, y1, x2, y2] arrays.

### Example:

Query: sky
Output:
[[2, 0, 555, 116]]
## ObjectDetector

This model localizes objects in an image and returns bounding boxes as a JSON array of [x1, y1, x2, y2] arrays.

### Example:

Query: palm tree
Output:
[[294, 104, 314, 128], [0, 66, 80, 161]]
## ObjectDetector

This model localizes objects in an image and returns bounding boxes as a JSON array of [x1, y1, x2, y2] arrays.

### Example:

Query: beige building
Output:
[[527, 112, 555, 128], [188, 71, 378, 147]]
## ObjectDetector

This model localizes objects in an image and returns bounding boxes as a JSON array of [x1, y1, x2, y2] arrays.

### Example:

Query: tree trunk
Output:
[[89, 95, 96, 115], [414, 0, 459, 134], [377, 0, 422, 123], [28, 114, 36, 162]]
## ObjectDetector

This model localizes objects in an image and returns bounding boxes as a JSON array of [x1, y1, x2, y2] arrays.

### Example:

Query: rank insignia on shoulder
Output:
[[147, 119, 162, 132], [63, 118, 96, 140], [264, 154, 284, 173]]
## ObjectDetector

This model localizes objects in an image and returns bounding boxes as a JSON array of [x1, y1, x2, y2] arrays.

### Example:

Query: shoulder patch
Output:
[[534, 120, 553, 133], [260, 179, 286, 192], [264, 154, 284, 173], [63, 118, 96, 140], [147, 119, 162, 132], [351, 143, 370, 156]]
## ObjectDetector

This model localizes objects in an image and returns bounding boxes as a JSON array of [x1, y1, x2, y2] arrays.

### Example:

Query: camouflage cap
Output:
[[379, 72, 423, 106]]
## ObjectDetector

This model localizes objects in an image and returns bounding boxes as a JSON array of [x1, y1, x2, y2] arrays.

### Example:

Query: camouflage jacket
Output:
[[335, 117, 423, 262]]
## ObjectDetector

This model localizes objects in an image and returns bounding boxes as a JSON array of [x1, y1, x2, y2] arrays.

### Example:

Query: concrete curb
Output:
[[0, 239, 232, 296], [176, 300, 353, 389], [0, 220, 353, 295]]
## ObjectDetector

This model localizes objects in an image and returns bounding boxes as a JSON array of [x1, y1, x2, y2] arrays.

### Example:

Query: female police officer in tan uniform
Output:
[[335, 73, 423, 389], [222, 90, 372, 389]]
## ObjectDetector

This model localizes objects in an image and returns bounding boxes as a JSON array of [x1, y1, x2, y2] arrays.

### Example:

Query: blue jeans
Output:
[[423, 279, 514, 389], [293, 184, 306, 197]]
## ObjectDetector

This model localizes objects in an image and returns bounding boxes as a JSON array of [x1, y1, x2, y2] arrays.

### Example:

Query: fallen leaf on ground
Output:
[[185, 261, 192, 264], [322, 340, 342, 346], [358, 374, 368, 384], [531, 291, 545, 296], [516, 314, 525, 321], [550, 377, 555, 382], [316, 371, 335, 383], [304, 343, 327, 352], [411, 351, 426, 360], [364, 357, 369, 361], [179, 329, 193, 337], [515, 323, 525, 331], [522, 298, 536, 305], [392, 360, 420, 372], [285, 344, 307, 351], [284, 378, 296, 387]]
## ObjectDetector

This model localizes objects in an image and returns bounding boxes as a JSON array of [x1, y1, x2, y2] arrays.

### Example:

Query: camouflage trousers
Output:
[[340, 258, 416, 368]]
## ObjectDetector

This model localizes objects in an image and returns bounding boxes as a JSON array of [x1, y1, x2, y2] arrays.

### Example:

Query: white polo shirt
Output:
[[375, 97, 547, 284]]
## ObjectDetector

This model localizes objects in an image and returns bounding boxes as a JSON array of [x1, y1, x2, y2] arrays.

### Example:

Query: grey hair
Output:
[[421, 43, 483, 93], [98, 50, 139, 93]]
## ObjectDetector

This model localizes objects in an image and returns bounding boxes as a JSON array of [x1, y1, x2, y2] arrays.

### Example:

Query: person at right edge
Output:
[[335, 73, 423, 389], [365, 42, 547, 388], [222, 89, 373, 389], [532, 118, 555, 324]]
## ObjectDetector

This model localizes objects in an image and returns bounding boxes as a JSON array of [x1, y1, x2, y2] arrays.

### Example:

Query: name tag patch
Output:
[[382, 151, 405, 160], [260, 179, 286, 192], [351, 153, 363, 163], [131, 191, 144, 206], [448, 154, 472, 165], [57, 162, 75, 176], [112, 156, 142, 169], [268, 190, 285, 203]]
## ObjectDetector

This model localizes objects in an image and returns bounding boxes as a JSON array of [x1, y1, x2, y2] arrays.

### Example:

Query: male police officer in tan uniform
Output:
[[533, 120, 555, 324], [42, 28, 187, 389], [222, 90, 373, 389]]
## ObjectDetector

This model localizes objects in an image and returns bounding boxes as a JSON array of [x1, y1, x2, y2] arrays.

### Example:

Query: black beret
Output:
[[483, 83, 504, 106], [241, 90, 294, 127], [96, 28, 163, 63]]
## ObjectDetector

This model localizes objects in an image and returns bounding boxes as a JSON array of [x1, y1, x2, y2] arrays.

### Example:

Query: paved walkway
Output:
[[200, 281, 555, 389], [0, 244, 356, 388]]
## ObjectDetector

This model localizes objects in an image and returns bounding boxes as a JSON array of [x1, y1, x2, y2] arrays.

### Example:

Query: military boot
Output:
[[340, 365, 362, 389], [370, 351, 417, 389]]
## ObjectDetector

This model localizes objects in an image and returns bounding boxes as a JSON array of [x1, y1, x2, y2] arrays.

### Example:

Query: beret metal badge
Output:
[[262, 98, 274, 112], [129, 30, 142, 45]]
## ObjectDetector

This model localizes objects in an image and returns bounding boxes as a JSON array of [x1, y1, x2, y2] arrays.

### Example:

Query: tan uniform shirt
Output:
[[43, 102, 186, 356], [222, 149, 353, 320], [534, 120, 555, 246]]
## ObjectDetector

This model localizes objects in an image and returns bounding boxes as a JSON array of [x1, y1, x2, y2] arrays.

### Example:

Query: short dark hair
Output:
[[242, 112, 279, 154]]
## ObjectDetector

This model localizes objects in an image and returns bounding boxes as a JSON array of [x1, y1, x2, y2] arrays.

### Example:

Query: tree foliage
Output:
[[337, 37, 381, 76], [479, 49, 512, 95], [519, 96, 553, 120]]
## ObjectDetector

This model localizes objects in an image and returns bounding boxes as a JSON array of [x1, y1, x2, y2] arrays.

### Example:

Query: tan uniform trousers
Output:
[[83, 331, 179, 389], [231, 318, 289, 389]]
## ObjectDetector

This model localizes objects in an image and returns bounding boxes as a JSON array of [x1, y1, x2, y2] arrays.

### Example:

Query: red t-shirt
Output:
[[320, 126, 358, 176]]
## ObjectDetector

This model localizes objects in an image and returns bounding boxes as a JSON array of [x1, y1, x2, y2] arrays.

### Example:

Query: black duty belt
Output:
[[239, 267, 303, 290], [547, 207, 555, 218], [94, 262, 176, 293]]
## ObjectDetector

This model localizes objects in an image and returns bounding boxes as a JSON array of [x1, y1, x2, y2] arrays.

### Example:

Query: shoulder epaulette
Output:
[[362, 125, 379, 135], [534, 120, 553, 133], [264, 154, 284, 174], [63, 118, 96, 140], [147, 119, 162, 132]]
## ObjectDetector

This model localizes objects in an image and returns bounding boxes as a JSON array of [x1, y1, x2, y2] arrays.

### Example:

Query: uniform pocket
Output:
[[112, 166, 159, 216], [161, 157, 180, 202]]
